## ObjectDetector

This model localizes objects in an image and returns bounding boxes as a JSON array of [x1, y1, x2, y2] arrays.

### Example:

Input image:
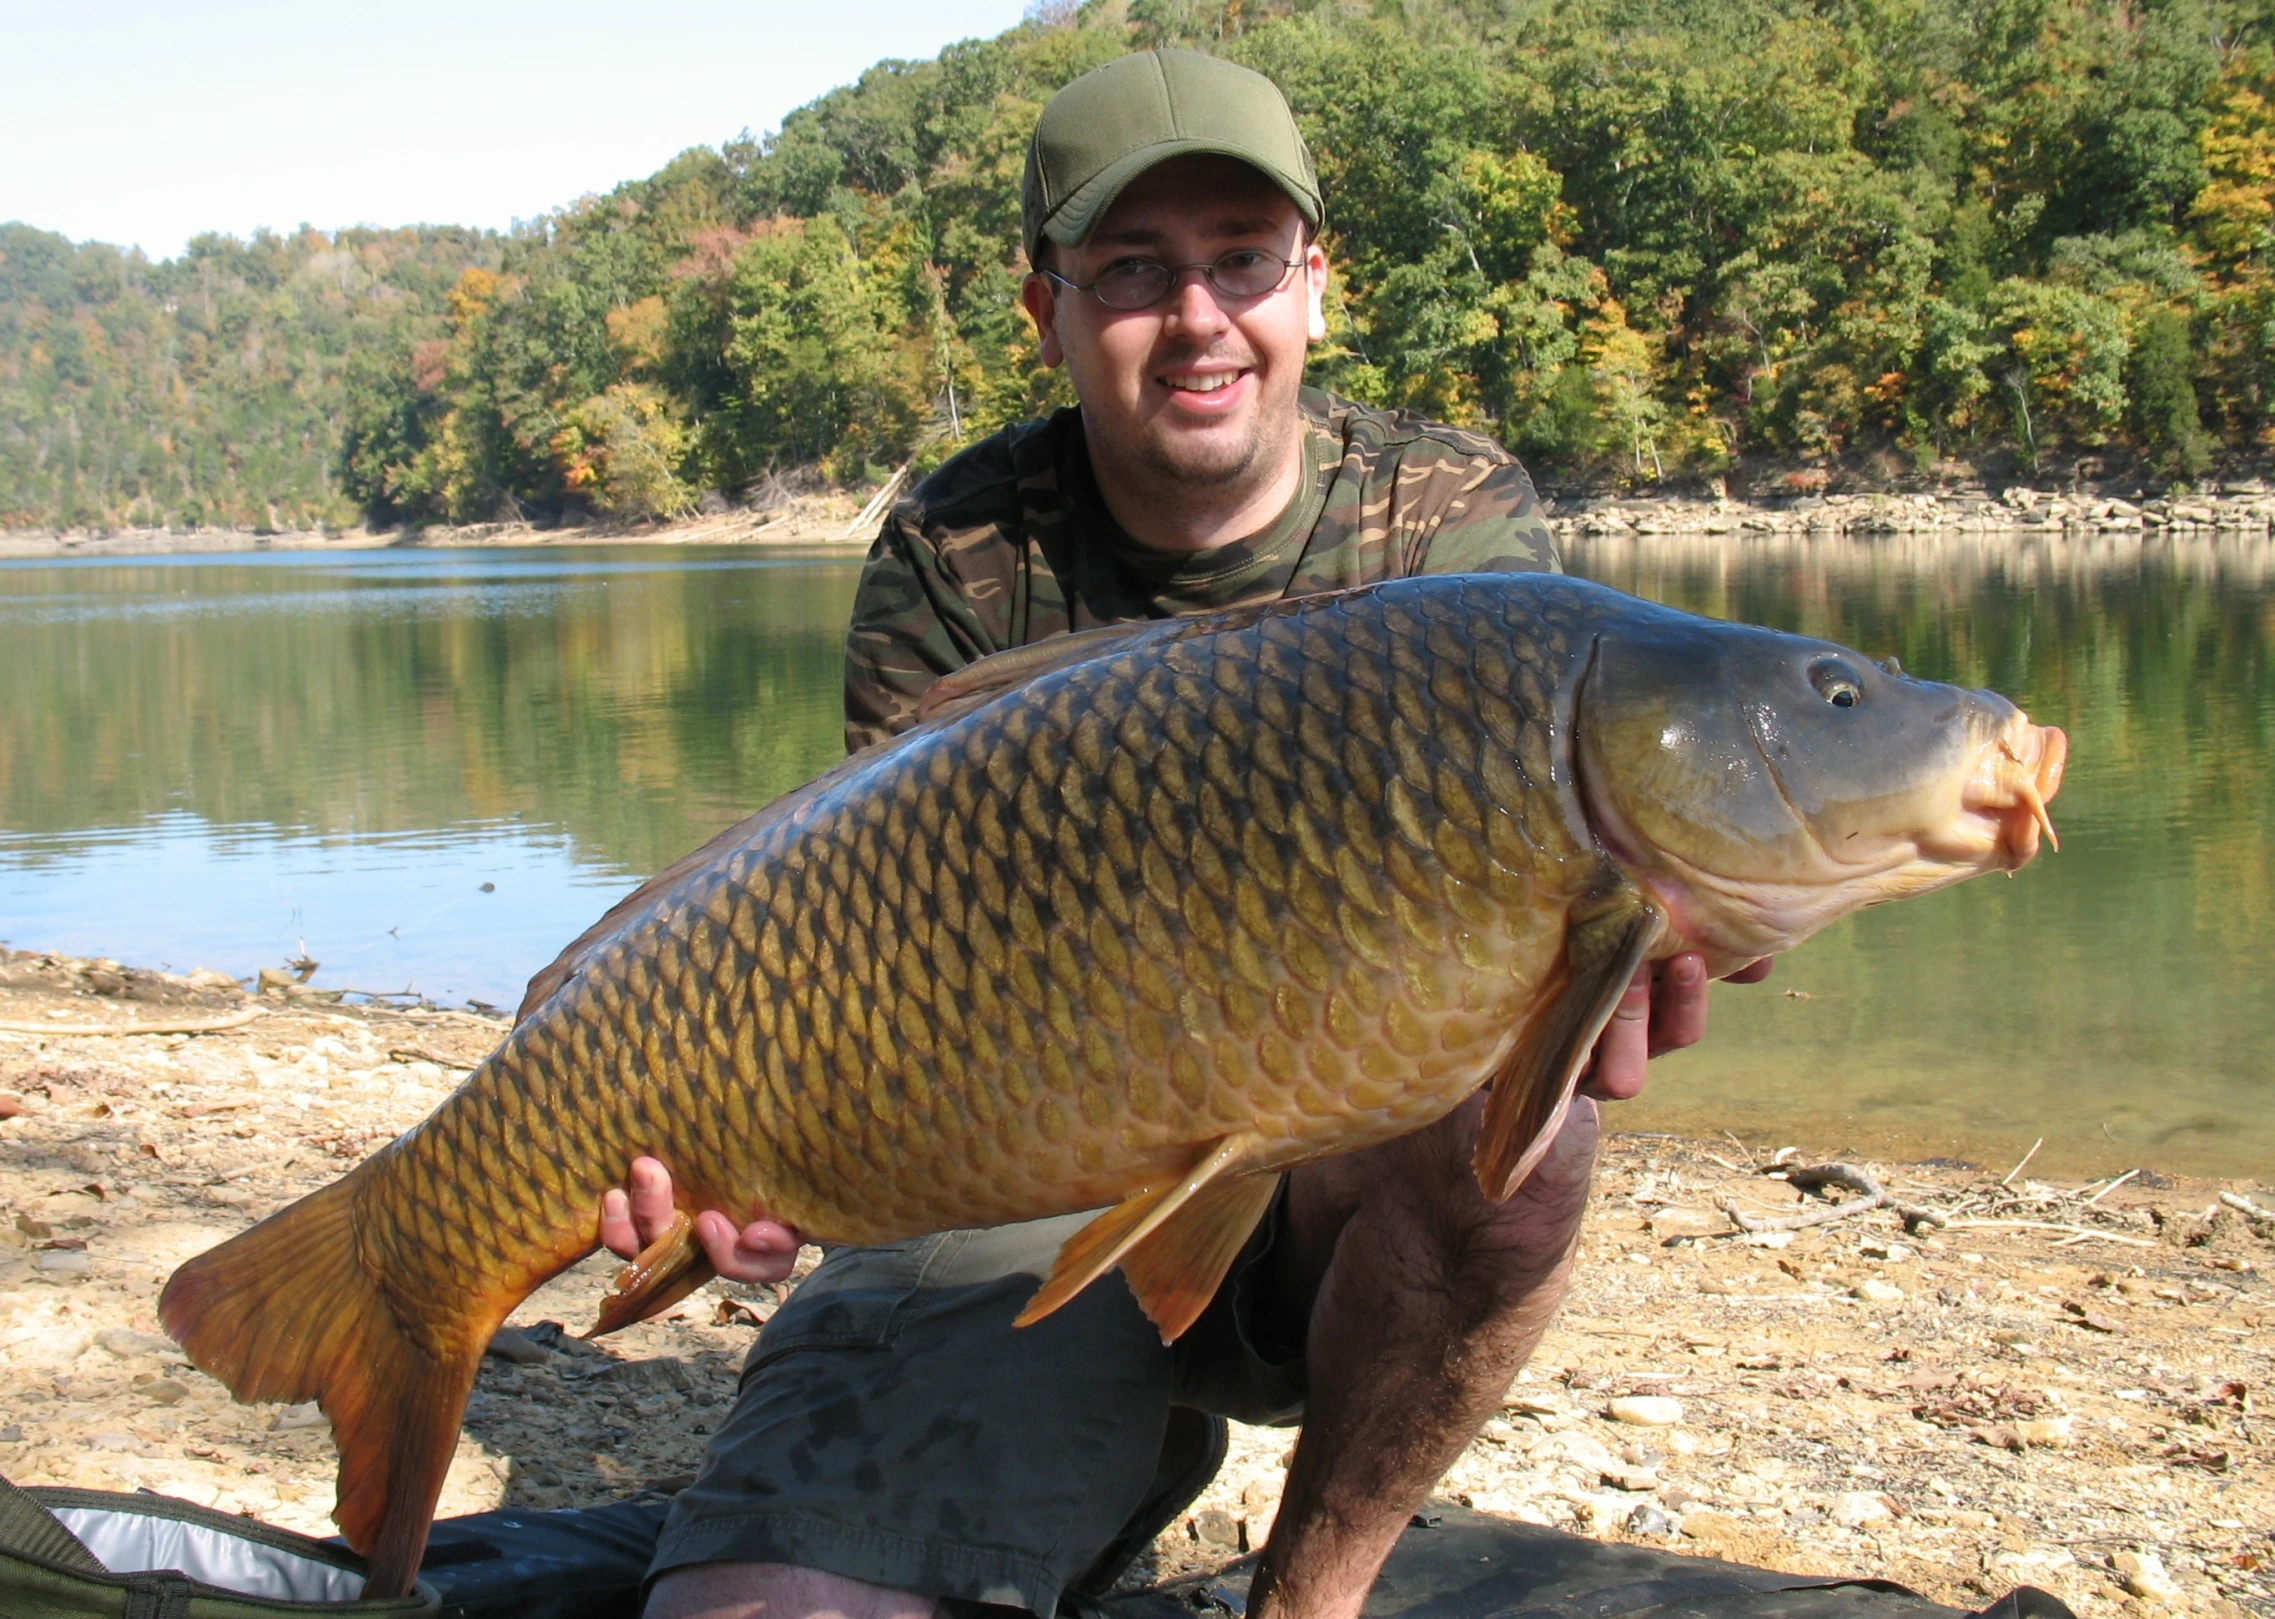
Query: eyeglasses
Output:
[[1042, 248, 1303, 311]]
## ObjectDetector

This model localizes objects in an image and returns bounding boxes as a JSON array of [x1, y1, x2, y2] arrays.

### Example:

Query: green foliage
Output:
[[6, 0, 2274, 530]]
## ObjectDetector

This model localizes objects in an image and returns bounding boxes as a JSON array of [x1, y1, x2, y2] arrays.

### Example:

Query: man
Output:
[[611, 49, 1766, 1619]]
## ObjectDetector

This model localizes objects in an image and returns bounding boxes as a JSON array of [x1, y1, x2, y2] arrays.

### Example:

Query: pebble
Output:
[[1832, 1491, 1892, 1527], [270, 1402, 328, 1432], [1627, 1503, 1683, 1538], [2112, 1550, 2181, 1601], [35, 1249, 91, 1277], [2012, 1416, 2075, 1448], [484, 1327, 553, 1365], [1190, 1508, 1241, 1548], [96, 1327, 176, 1360], [1852, 1279, 1904, 1304], [1608, 1396, 1683, 1427]]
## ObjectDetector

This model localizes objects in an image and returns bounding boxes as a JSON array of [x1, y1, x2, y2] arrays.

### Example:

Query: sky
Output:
[[3, 0, 1035, 262]]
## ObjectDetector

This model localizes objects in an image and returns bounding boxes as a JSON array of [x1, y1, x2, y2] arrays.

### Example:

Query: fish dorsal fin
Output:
[[1013, 1131, 1271, 1339], [1474, 897, 1663, 1201], [916, 619, 1174, 724]]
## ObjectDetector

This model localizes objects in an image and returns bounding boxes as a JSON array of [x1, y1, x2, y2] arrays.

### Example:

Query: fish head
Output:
[[1574, 613, 2067, 969]]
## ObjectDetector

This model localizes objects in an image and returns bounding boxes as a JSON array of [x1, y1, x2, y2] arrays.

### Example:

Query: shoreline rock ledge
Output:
[[1549, 482, 2275, 539]]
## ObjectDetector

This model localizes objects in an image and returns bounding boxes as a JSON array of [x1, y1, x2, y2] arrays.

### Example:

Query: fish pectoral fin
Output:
[[1117, 1171, 1284, 1345], [586, 1209, 718, 1338], [1013, 1132, 1269, 1334], [1474, 898, 1663, 1202]]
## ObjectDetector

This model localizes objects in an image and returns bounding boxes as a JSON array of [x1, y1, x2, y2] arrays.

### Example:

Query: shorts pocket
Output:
[[742, 1230, 972, 1372]]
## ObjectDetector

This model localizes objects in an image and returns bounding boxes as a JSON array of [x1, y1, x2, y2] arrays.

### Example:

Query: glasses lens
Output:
[[1210, 252, 1291, 297], [1093, 262, 1172, 309]]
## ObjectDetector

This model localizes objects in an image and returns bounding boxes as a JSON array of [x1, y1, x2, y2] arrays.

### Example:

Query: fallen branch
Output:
[[2001, 1137, 2044, 1187], [1944, 1217, 2156, 1247], [1719, 1162, 1949, 1234], [0, 1009, 263, 1038], [2082, 1168, 2141, 1207]]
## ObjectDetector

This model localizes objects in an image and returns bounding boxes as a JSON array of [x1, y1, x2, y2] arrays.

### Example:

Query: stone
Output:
[[35, 1249, 91, 1277], [141, 1379, 190, 1406], [271, 1401, 328, 1432], [1601, 1464, 1661, 1491], [96, 1327, 175, 1360], [2011, 1416, 2074, 1448], [1191, 1509, 1241, 1548], [1608, 1396, 1683, 1427], [2112, 1550, 2180, 1601], [1832, 1491, 1893, 1527], [1853, 1279, 1904, 1304]]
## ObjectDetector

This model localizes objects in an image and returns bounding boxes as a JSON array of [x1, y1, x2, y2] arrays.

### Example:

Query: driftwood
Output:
[[1720, 1161, 1950, 1235], [0, 1009, 263, 1038]]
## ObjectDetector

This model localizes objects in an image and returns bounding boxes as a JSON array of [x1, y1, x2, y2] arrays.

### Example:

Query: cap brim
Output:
[[1038, 138, 1322, 252]]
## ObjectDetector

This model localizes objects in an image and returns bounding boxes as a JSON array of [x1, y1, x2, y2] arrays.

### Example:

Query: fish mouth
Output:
[[1950, 715, 2068, 869]]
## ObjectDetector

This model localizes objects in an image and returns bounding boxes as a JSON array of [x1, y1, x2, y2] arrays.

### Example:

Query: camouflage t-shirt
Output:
[[842, 386, 1561, 751]]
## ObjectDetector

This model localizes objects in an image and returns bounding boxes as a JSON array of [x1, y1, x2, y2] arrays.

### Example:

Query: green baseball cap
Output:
[[1021, 49, 1323, 263]]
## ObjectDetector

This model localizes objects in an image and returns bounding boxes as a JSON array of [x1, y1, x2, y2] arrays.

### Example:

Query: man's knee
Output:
[[644, 1561, 939, 1619]]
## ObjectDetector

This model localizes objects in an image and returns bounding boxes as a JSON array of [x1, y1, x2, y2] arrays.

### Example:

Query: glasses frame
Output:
[[1040, 248, 1307, 311]]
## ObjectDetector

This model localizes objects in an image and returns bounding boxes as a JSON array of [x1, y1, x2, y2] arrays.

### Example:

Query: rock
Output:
[[256, 967, 295, 992], [95, 1327, 175, 1360], [271, 1401, 328, 1432], [1601, 1463, 1661, 1491], [1608, 1396, 1683, 1427], [1627, 1503, 1683, 1538], [0, 1425, 21, 1444], [1503, 1389, 1573, 1418], [2011, 1416, 2074, 1448], [2113, 1550, 2181, 1601], [1832, 1491, 1893, 1527], [0, 1093, 21, 1120], [1191, 1508, 1241, 1548], [186, 969, 241, 990], [35, 1249, 91, 1277], [1859, 1240, 1911, 1262], [1853, 1278, 1904, 1304]]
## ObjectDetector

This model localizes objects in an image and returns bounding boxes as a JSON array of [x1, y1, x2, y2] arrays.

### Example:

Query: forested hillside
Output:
[[4, 0, 2271, 532]]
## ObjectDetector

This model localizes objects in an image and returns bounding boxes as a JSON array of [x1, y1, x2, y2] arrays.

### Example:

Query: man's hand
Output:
[[1580, 953, 1773, 1103], [600, 1156, 805, 1286]]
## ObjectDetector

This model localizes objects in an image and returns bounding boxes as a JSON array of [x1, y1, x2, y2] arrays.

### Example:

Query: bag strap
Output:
[[0, 1470, 108, 1573]]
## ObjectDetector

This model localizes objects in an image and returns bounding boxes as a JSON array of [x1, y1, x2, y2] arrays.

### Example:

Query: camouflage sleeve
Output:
[[841, 507, 1002, 754], [1409, 455, 1563, 577]]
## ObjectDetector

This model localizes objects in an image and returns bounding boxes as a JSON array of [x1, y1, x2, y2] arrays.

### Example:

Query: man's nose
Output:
[[1160, 267, 1234, 335]]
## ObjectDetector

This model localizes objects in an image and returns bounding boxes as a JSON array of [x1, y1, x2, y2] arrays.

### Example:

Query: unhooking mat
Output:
[[1, 1477, 2078, 1619]]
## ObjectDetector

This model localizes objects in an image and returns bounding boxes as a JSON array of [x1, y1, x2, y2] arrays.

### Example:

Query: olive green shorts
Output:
[[648, 1199, 1308, 1615]]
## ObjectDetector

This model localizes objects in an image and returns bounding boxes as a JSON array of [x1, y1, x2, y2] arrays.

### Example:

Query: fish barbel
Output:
[[160, 574, 2066, 1594]]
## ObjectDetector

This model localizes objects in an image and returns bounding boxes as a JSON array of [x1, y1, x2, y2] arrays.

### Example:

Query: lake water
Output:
[[1, 537, 2267, 1177]]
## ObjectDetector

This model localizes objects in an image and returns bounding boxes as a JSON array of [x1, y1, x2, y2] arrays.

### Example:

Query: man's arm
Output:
[[843, 505, 1012, 753]]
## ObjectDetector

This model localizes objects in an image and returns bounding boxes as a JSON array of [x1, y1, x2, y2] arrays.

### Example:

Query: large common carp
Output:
[[160, 574, 2065, 1596]]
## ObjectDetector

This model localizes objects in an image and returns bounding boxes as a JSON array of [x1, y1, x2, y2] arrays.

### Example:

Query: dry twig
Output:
[[1719, 1161, 1949, 1234], [0, 1009, 262, 1038]]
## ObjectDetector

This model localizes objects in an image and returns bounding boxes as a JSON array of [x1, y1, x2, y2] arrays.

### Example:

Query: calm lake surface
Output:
[[1, 537, 2267, 1177]]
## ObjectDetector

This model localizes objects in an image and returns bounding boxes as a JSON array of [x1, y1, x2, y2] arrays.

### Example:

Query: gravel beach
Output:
[[0, 949, 2267, 1616]]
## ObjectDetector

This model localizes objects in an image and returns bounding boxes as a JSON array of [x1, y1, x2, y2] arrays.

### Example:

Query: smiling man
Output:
[[625, 49, 1759, 1619]]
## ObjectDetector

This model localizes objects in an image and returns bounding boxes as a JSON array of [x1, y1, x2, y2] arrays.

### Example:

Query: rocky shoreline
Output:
[[1546, 481, 2275, 540], [0, 948, 2268, 1617], [8, 481, 2275, 560]]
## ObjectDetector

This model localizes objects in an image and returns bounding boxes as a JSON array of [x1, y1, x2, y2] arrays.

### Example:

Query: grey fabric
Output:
[[650, 1200, 1307, 1616]]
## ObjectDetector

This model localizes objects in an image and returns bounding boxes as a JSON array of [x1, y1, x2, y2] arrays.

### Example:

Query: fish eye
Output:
[[1809, 658, 1865, 709]]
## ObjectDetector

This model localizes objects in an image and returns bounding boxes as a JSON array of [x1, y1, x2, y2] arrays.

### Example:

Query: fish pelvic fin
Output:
[[1474, 897, 1663, 1202], [1117, 1172, 1284, 1344], [1013, 1132, 1271, 1338], [587, 1209, 717, 1338], [158, 1156, 480, 1599]]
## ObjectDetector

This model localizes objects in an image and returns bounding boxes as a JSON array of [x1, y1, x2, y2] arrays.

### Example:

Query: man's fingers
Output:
[[599, 1187, 639, 1261], [627, 1156, 677, 1238], [1579, 967, 1651, 1101], [1647, 953, 1711, 1058], [695, 1211, 804, 1285]]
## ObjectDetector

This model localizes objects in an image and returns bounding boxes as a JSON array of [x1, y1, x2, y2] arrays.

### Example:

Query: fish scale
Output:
[[160, 571, 2067, 1597]]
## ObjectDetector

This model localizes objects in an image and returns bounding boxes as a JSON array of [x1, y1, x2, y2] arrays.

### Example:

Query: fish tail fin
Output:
[[159, 1157, 478, 1599]]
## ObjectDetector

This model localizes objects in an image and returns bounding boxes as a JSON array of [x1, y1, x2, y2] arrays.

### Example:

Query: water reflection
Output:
[[0, 547, 863, 1006]]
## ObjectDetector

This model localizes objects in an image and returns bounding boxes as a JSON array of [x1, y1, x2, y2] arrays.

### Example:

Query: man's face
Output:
[[1022, 154, 1329, 498]]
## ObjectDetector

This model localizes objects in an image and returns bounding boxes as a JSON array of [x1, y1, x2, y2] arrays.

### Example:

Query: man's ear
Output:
[[1021, 272, 1065, 369], [1303, 240, 1329, 344]]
